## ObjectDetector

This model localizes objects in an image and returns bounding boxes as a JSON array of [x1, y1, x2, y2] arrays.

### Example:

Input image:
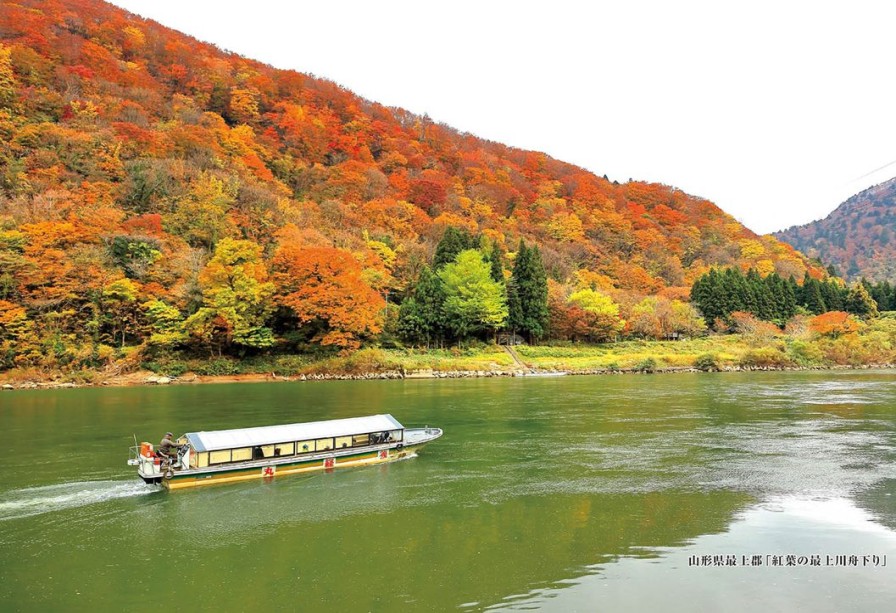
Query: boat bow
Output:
[[403, 427, 443, 446]]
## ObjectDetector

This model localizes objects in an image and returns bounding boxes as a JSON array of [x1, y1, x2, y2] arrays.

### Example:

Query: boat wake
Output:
[[0, 480, 158, 522]]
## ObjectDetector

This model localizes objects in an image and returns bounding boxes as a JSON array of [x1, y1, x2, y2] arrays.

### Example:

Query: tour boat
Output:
[[127, 414, 442, 490]]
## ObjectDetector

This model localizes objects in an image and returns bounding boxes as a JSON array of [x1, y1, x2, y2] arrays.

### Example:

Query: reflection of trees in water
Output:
[[254, 489, 754, 611], [855, 478, 896, 531]]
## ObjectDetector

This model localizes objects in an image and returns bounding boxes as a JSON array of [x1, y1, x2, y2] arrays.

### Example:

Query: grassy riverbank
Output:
[[3, 321, 896, 389]]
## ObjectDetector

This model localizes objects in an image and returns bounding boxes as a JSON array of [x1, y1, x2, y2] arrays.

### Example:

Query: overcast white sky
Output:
[[108, 0, 896, 234]]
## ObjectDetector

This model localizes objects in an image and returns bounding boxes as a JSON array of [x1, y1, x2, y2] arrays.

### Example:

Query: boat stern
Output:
[[128, 442, 164, 484]]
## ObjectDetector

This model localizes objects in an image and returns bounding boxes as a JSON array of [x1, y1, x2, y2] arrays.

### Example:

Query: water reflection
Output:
[[491, 497, 896, 612]]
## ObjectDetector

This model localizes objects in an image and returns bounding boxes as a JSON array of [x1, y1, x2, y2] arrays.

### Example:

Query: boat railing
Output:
[[403, 426, 443, 443], [405, 425, 441, 433], [127, 444, 141, 466]]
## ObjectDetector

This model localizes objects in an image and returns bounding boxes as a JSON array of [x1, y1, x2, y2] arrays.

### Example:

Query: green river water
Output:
[[1, 370, 895, 611]]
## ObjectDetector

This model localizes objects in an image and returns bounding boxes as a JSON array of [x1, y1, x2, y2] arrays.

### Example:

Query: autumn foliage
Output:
[[0, 0, 830, 370], [775, 177, 896, 283], [808, 311, 862, 338], [273, 245, 384, 351]]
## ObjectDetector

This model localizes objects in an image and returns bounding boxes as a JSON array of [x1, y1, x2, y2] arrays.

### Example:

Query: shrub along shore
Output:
[[3, 324, 896, 390]]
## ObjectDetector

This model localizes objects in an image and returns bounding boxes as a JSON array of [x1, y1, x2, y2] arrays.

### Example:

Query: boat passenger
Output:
[[158, 432, 180, 460]]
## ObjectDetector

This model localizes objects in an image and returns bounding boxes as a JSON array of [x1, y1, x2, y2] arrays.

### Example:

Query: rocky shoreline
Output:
[[2, 363, 893, 391]]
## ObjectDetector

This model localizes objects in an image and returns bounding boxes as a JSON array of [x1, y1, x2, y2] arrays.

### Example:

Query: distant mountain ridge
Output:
[[774, 177, 896, 282]]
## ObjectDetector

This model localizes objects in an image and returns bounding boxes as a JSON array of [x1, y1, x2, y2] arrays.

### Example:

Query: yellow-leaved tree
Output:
[[183, 238, 275, 354]]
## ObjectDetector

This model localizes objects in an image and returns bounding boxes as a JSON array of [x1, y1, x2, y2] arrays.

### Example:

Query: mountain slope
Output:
[[774, 177, 896, 282], [0, 0, 826, 363]]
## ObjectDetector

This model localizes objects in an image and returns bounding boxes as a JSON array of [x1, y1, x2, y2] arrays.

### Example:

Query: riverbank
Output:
[[2, 333, 895, 390], [5, 364, 895, 391]]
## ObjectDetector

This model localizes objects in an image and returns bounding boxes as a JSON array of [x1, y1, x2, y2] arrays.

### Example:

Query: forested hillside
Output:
[[775, 177, 896, 283], [0, 0, 827, 371]]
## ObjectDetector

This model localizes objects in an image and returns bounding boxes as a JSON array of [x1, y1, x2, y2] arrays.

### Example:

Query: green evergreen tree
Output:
[[780, 275, 797, 321], [869, 280, 892, 311], [488, 246, 504, 283], [692, 267, 803, 327], [763, 273, 784, 322], [416, 266, 447, 343], [796, 272, 811, 306], [820, 280, 845, 312], [788, 275, 800, 306], [507, 242, 528, 337], [397, 266, 446, 347], [397, 297, 427, 345], [722, 268, 746, 315], [508, 241, 549, 343], [691, 268, 727, 328], [803, 279, 827, 314], [433, 227, 475, 269]]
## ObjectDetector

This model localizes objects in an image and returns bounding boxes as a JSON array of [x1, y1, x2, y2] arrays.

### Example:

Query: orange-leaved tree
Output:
[[809, 311, 862, 338], [272, 245, 385, 352]]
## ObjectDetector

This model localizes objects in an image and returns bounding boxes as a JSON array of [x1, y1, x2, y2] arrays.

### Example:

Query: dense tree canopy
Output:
[[0, 0, 834, 371], [273, 245, 385, 351], [691, 266, 878, 330]]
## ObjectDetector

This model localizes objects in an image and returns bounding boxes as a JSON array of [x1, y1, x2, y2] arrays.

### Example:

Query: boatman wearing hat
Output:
[[158, 432, 181, 460]]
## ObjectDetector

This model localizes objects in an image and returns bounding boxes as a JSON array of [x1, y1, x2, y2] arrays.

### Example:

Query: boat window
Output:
[[196, 452, 209, 468], [209, 450, 231, 465], [315, 438, 334, 451], [231, 447, 252, 462], [371, 431, 391, 444], [352, 434, 370, 447], [335, 436, 352, 449], [261, 443, 294, 458], [296, 440, 314, 454], [390, 429, 403, 442]]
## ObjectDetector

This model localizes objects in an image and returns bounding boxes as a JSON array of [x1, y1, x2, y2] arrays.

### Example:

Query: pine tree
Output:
[[788, 275, 800, 307], [781, 275, 797, 320], [397, 297, 426, 346], [488, 246, 504, 283], [869, 281, 891, 311], [804, 279, 827, 314], [882, 281, 894, 311], [416, 266, 447, 344], [763, 273, 784, 322], [433, 227, 474, 269], [509, 241, 549, 343], [722, 268, 746, 315], [691, 268, 727, 327], [507, 242, 527, 336], [397, 266, 446, 347], [821, 280, 845, 312]]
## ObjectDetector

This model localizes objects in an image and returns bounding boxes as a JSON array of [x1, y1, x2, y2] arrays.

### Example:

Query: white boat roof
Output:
[[185, 414, 404, 452]]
